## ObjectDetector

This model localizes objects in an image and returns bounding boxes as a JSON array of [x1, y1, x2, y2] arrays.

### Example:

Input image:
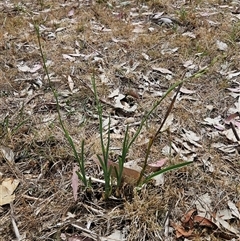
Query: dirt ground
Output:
[[0, 0, 240, 240]]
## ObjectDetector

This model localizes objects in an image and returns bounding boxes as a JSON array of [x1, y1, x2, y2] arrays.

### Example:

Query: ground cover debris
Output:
[[0, 0, 240, 240]]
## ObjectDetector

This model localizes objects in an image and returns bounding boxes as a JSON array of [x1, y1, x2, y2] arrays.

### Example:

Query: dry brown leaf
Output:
[[223, 128, 240, 142], [68, 9, 75, 17], [214, 210, 240, 235], [108, 160, 142, 185], [216, 40, 228, 51], [170, 221, 193, 238], [92, 155, 142, 185], [225, 112, 240, 124], [0, 145, 15, 163], [146, 158, 167, 172], [228, 200, 240, 219], [152, 66, 173, 75], [180, 87, 196, 94], [68, 75, 74, 92], [181, 208, 197, 225], [71, 165, 79, 201], [125, 89, 140, 99], [0, 178, 20, 206], [193, 215, 217, 229]]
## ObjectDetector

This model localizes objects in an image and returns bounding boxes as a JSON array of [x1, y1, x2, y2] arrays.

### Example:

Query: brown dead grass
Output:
[[0, 0, 240, 240]]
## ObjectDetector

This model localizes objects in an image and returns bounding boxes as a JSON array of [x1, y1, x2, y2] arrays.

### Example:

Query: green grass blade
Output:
[[143, 161, 193, 184], [34, 23, 88, 187]]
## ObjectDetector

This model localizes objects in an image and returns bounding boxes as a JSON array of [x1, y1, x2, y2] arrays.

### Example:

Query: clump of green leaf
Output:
[[92, 76, 194, 199]]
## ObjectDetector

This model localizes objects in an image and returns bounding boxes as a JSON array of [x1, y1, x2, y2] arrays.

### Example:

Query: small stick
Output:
[[230, 122, 240, 141], [10, 202, 21, 240]]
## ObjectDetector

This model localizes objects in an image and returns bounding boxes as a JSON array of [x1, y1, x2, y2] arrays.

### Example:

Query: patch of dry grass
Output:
[[0, 0, 240, 240]]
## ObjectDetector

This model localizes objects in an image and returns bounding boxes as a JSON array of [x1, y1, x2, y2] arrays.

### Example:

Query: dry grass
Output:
[[0, 0, 240, 240]]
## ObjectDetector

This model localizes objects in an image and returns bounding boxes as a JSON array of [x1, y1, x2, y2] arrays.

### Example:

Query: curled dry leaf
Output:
[[224, 113, 240, 124], [17, 64, 42, 73], [108, 88, 120, 98], [161, 113, 174, 132], [141, 52, 150, 61], [62, 54, 75, 62], [71, 165, 79, 201], [211, 142, 236, 153], [108, 160, 142, 185], [183, 60, 196, 69], [214, 211, 240, 236], [0, 145, 15, 163], [0, 178, 20, 206], [125, 89, 140, 99], [202, 154, 214, 173], [182, 31, 196, 38], [228, 201, 240, 219], [193, 215, 217, 229], [195, 193, 212, 216], [146, 158, 167, 172], [152, 66, 173, 75], [92, 155, 142, 185], [180, 87, 196, 94], [223, 128, 240, 142], [181, 208, 240, 239], [181, 129, 202, 148], [216, 40, 228, 51], [114, 93, 138, 113], [68, 75, 74, 92], [227, 72, 240, 81], [152, 173, 164, 186], [68, 9, 74, 17], [170, 221, 193, 238], [203, 116, 225, 130], [181, 209, 197, 225]]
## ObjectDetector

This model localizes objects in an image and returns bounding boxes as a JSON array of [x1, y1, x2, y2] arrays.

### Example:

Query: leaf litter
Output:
[[0, 0, 240, 240]]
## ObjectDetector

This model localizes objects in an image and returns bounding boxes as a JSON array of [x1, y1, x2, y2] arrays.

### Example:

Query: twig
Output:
[[137, 83, 183, 185], [230, 122, 240, 141], [10, 202, 21, 241], [22, 194, 44, 201], [71, 223, 98, 240]]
